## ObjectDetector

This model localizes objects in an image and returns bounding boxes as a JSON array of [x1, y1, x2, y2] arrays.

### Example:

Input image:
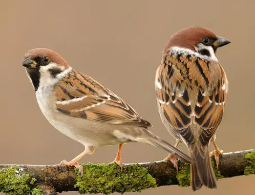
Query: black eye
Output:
[[43, 57, 49, 63], [202, 37, 210, 45], [41, 57, 50, 66]]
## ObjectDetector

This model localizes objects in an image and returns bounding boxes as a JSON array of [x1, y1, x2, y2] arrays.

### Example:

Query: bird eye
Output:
[[202, 37, 210, 45], [39, 57, 50, 66], [43, 57, 49, 63]]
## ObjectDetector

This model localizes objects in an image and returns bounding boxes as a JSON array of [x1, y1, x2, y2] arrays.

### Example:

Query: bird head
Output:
[[22, 48, 71, 91], [164, 26, 230, 60]]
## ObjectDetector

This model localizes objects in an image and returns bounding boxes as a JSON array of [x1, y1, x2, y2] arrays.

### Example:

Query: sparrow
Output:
[[155, 27, 230, 190], [22, 48, 192, 172]]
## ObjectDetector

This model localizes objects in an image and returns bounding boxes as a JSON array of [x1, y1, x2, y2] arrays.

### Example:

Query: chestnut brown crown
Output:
[[164, 26, 230, 52], [23, 48, 69, 69]]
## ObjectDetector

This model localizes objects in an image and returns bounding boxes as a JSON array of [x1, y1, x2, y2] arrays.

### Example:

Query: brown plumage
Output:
[[155, 27, 230, 190], [25, 48, 69, 69], [22, 48, 192, 173], [164, 26, 217, 52], [55, 70, 151, 128]]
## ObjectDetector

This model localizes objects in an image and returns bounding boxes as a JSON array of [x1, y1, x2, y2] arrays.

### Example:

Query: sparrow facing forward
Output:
[[155, 27, 230, 190], [22, 48, 191, 172]]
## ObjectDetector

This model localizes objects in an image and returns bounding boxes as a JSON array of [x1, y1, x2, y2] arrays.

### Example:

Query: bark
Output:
[[0, 148, 254, 194]]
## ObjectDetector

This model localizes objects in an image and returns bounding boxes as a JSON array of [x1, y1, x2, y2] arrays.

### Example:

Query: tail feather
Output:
[[191, 164, 202, 191], [189, 144, 217, 191], [145, 134, 192, 164]]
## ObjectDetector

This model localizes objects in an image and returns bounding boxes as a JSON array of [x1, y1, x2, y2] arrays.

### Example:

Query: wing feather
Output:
[[156, 51, 228, 145], [55, 70, 151, 128]]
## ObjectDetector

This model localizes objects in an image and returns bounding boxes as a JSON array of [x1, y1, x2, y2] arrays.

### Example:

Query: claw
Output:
[[112, 144, 124, 171], [210, 149, 223, 169], [60, 160, 84, 175], [113, 159, 124, 171], [164, 154, 179, 171]]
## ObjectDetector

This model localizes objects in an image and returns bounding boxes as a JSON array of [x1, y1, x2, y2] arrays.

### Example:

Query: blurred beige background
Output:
[[0, 1, 255, 194]]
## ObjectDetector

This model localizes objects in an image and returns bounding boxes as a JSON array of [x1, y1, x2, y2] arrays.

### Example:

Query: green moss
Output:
[[211, 160, 224, 179], [0, 166, 42, 195], [244, 151, 255, 175], [30, 178, 37, 185], [75, 163, 157, 194], [31, 188, 43, 195], [176, 163, 190, 187]]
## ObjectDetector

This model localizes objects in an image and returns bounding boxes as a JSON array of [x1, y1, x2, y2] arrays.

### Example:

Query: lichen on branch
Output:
[[244, 151, 255, 175], [0, 166, 42, 195], [75, 163, 156, 194], [0, 148, 254, 194]]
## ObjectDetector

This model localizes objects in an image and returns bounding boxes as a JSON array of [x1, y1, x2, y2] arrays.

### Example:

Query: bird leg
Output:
[[60, 146, 95, 174], [113, 144, 124, 169], [164, 139, 181, 171], [209, 136, 223, 169]]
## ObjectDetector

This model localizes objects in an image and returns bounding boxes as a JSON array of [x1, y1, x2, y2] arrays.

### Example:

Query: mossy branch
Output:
[[0, 149, 255, 195]]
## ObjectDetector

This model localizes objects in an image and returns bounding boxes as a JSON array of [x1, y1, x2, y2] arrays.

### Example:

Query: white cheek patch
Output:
[[40, 62, 63, 73], [171, 46, 218, 62], [57, 67, 72, 80], [195, 44, 218, 62], [39, 63, 72, 88]]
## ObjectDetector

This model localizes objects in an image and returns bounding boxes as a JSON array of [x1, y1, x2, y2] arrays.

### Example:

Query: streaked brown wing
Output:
[[55, 70, 151, 128], [156, 61, 194, 143], [156, 52, 228, 144], [195, 79, 226, 146]]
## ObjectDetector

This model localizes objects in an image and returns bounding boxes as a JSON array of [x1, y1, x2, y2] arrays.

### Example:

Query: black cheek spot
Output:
[[199, 49, 210, 57], [49, 68, 62, 77]]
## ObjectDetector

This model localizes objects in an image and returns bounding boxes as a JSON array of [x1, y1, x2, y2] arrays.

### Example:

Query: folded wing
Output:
[[156, 52, 228, 145], [55, 70, 151, 128]]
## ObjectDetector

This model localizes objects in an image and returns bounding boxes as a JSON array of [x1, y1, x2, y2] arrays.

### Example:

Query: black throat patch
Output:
[[26, 68, 40, 91]]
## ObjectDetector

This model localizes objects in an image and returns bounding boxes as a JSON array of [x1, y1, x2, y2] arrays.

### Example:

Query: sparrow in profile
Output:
[[22, 48, 191, 172], [155, 27, 230, 190]]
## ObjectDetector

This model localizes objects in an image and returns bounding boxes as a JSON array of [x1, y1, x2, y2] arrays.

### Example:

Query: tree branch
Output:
[[0, 149, 255, 195]]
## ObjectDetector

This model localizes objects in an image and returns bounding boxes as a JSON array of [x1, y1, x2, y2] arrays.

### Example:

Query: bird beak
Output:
[[213, 36, 231, 48], [22, 57, 37, 69]]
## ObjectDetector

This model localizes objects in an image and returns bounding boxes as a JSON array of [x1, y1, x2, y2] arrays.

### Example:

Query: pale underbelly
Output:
[[36, 92, 128, 148], [45, 109, 130, 147], [35, 87, 142, 148]]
